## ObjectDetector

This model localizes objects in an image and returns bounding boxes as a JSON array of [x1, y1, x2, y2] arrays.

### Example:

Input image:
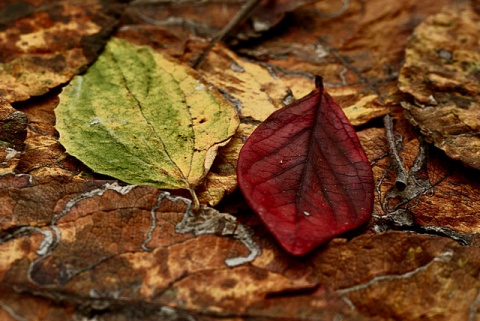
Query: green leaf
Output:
[[55, 37, 239, 202]]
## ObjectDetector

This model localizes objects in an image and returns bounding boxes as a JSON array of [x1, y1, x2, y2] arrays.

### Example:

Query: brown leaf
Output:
[[313, 232, 480, 321], [124, 0, 309, 41], [0, 285, 75, 321], [359, 120, 480, 240], [0, 0, 125, 103], [399, 1, 480, 169], [0, 178, 309, 316]]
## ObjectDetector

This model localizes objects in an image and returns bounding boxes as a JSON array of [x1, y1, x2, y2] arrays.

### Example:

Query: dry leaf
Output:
[[399, 1, 480, 169], [126, 0, 310, 41], [0, 0, 125, 102], [358, 120, 480, 241]]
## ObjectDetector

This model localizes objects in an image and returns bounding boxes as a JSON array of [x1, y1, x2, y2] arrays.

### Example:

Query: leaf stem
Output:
[[189, 187, 200, 212], [383, 113, 408, 191]]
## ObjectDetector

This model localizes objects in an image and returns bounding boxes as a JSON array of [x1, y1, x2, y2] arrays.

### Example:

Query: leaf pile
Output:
[[3, 1, 480, 320]]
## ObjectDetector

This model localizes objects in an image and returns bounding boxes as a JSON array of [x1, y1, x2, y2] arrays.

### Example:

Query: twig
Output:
[[193, 0, 261, 69], [383, 113, 408, 190]]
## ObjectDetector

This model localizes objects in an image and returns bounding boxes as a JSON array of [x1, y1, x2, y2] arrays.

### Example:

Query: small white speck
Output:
[[280, 160, 283, 164], [90, 118, 100, 125], [315, 43, 329, 59], [428, 94, 438, 105], [230, 61, 245, 73], [195, 83, 206, 91], [303, 211, 310, 216]]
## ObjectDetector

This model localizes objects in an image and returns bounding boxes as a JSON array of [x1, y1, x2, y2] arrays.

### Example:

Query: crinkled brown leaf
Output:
[[359, 119, 480, 241], [3, 185, 480, 321], [126, 0, 311, 41], [399, 1, 480, 169], [0, 0, 125, 102], [0, 177, 310, 318]]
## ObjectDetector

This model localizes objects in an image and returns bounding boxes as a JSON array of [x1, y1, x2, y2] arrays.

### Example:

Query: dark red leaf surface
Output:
[[237, 77, 374, 255]]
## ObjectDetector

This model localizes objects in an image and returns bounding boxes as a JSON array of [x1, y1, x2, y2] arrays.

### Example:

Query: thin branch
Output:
[[383, 113, 408, 190], [193, 0, 261, 69]]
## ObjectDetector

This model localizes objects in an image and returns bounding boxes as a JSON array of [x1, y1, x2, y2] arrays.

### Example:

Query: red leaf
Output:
[[237, 76, 374, 255]]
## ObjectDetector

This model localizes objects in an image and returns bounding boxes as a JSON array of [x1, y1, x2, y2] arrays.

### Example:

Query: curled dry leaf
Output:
[[55, 38, 239, 206], [127, 0, 311, 41], [237, 77, 374, 255], [360, 120, 480, 241], [399, 1, 480, 169], [0, 0, 124, 103]]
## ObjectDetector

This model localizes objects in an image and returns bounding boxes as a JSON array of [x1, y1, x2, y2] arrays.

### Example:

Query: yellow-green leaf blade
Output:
[[55, 37, 239, 191]]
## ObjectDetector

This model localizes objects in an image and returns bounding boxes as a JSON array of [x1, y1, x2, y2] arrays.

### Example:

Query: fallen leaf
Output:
[[0, 178, 311, 318], [360, 119, 480, 241], [237, 77, 374, 255], [55, 37, 239, 205], [0, 0, 124, 103], [399, 1, 480, 169], [126, 0, 311, 41]]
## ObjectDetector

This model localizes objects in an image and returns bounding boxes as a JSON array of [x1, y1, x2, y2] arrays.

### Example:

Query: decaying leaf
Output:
[[55, 37, 239, 205], [399, 1, 480, 169], [0, 177, 300, 318], [359, 119, 480, 241], [127, 0, 311, 41], [3, 184, 480, 321], [237, 77, 374, 255], [0, 0, 125, 103]]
